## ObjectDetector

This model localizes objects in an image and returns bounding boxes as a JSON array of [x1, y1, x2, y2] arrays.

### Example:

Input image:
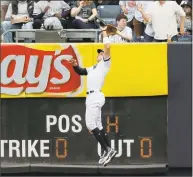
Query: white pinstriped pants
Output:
[[85, 91, 105, 131]]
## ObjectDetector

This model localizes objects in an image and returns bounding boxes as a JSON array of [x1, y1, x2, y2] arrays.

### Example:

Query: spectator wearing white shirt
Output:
[[100, 14, 132, 43], [138, 1, 186, 42], [36, 0, 71, 29], [1, 0, 40, 43], [119, 1, 146, 37]]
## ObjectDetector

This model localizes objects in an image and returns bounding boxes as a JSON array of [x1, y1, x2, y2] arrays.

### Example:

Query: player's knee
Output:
[[86, 121, 97, 131], [97, 124, 103, 131]]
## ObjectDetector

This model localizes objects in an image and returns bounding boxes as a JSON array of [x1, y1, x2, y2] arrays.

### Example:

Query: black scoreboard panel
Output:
[[1, 97, 167, 174]]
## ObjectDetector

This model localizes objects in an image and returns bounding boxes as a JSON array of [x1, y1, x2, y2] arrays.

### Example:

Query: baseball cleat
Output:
[[98, 151, 107, 164], [103, 149, 117, 167]]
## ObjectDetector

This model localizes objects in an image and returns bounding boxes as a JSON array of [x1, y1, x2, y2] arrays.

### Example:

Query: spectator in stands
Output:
[[178, 1, 192, 34], [36, 0, 71, 29], [137, 1, 155, 42], [1, 1, 11, 21], [1, 0, 40, 43], [71, 0, 97, 29], [100, 14, 132, 43], [138, 1, 186, 42], [119, 1, 145, 37]]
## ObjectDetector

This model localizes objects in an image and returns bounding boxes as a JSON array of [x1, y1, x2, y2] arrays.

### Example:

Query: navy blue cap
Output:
[[97, 49, 104, 54]]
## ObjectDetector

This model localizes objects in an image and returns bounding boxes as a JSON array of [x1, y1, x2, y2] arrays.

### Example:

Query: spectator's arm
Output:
[[5, 3, 12, 21], [141, 11, 151, 23], [179, 15, 186, 33], [31, 2, 44, 19], [32, 12, 45, 19], [120, 4, 126, 11], [1, 5, 8, 21], [119, 1, 127, 14], [60, 1, 71, 18], [88, 8, 97, 21], [71, 4, 83, 17], [1, 1, 10, 20], [173, 2, 186, 33], [137, 3, 152, 23]]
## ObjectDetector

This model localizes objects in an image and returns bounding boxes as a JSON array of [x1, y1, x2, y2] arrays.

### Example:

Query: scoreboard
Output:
[[1, 96, 167, 174]]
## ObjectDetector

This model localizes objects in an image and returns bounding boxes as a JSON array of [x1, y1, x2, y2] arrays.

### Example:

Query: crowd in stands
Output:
[[1, 0, 192, 43]]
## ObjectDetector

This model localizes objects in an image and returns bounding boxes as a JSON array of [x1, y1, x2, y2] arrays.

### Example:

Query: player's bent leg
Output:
[[96, 109, 112, 164], [86, 105, 113, 165], [85, 106, 109, 151]]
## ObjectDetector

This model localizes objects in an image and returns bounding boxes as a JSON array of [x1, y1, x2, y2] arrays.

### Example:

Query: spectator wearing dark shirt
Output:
[[71, 0, 97, 29]]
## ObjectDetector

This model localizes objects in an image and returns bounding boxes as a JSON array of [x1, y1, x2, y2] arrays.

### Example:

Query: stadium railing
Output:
[[2, 29, 101, 43]]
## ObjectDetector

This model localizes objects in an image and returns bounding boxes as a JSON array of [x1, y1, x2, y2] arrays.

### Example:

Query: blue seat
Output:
[[97, 5, 122, 25], [178, 35, 192, 42]]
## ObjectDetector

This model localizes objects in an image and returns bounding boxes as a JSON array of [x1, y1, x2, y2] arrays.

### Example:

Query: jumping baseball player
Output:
[[68, 26, 117, 166]]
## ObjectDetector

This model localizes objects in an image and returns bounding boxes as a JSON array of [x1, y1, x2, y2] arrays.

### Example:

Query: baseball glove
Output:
[[106, 24, 118, 36]]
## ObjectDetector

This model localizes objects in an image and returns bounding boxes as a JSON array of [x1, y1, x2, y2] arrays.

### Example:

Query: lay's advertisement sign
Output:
[[0, 43, 168, 98]]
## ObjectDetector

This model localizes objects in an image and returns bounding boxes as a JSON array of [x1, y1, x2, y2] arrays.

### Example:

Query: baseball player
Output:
[[68, 27, 117, 166]]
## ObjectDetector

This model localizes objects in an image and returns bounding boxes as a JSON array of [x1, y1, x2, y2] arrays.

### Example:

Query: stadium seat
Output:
[[97, 5, 122, 25], [178, 35, 192, 42]]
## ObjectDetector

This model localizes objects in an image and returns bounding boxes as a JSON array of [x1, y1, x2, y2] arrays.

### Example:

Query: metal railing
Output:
[[2, 29, 101, 42]]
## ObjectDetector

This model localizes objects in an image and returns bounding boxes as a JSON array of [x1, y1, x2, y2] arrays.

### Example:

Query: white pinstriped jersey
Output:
[[86, 58, 111, 91]]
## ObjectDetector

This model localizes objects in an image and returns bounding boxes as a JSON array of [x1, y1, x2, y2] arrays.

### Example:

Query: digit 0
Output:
[[56, 138, 67, 159], [140, 138, 152, 158]]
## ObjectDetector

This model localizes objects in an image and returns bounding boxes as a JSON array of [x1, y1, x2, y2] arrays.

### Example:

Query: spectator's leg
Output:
[[144, 33, 154, 42], [23, 22, 33, 43], [11, 23, 23, 42], [60, 19, 67, 29], [33, 19, 42, 29], [66, 17, 73, 29], [133, 18, 145, 37], [72, 19, 95, 29], [1, 21, 14, 43]]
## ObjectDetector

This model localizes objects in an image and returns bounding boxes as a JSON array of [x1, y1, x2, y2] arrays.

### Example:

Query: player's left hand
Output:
[[106, 24, 118, 36], [68, 58, 78, 67], [100, 26, 107, 31]]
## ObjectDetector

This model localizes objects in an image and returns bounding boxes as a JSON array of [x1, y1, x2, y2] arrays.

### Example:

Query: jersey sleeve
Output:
[[86, 66, 93, 73], [103, 56, 111, 68]]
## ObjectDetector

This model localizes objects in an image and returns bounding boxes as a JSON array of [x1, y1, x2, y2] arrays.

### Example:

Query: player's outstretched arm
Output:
[[68, 59, 88, 75], [102, 29, 111, 60]]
